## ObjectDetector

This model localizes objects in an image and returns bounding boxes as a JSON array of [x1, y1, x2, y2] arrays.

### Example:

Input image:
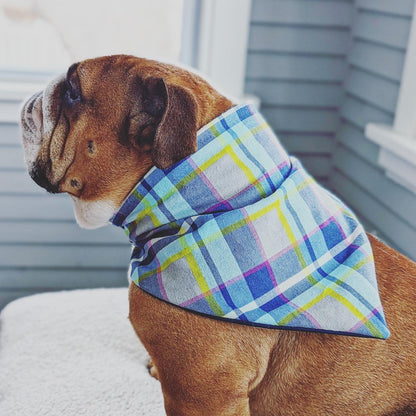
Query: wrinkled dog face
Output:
[[20, 55, 212, 228]]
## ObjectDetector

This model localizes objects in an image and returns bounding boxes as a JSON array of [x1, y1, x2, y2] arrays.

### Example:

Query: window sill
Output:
[[365, 123, 416, 194]]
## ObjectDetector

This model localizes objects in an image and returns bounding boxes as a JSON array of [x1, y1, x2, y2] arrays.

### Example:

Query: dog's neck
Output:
[[112, 104, 293, 238]]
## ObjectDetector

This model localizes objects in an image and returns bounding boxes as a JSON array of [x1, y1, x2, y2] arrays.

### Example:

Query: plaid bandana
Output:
[[111, 104, 389, 339]]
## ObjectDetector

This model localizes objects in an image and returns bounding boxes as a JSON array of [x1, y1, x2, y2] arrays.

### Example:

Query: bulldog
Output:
[[21, 55, 416, 416]]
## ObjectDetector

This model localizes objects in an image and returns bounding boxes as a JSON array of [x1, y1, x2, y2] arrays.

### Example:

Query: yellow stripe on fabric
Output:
[[137, 218, 247, 282], [215, 124, 270, 197], [128, 194, 163, 231], [138, 176, 316, 282], [278, 255, 383, 338], [134, 122, 270, 223], [178, 235, 224, 315], [222, 140, 266, 197]]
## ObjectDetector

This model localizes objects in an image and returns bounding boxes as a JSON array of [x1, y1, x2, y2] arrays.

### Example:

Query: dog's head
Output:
[[20, 55, 232, 228]]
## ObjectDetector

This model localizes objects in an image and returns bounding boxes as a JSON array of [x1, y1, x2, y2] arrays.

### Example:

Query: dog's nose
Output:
[[30, 164, 59, 194]]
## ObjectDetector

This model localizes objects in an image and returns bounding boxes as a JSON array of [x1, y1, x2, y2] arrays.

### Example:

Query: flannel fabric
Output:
[[111, 103, 389, 339]]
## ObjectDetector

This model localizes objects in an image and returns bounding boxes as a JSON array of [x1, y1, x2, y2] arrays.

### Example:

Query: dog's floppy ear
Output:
[[143, 77, 198, 170]]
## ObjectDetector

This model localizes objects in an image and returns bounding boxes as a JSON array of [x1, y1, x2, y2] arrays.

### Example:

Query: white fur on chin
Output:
[[71, 196, 117, 229]]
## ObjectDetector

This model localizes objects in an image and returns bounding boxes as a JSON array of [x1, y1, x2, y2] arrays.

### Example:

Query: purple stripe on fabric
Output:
[[179, 274, 242, 307], [205, 164, 285, 213], [238, 206, 314, 326], [271, 210, 346, 263], [178, 250, 321, 329], [180, 211, 348, 310], [187, 158, 234, 212], [348, 307, 380, 333]]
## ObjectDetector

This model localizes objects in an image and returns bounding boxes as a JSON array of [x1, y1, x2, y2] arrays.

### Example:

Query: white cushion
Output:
[[0, 288, 165, 416]]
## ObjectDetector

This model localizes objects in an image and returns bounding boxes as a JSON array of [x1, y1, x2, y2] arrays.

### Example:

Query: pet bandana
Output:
[[111, 103, 390, 339]]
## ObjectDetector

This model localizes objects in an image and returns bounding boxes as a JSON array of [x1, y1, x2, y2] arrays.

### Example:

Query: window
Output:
[[1, 0, 256, 123], [0, 0, 184, 122]]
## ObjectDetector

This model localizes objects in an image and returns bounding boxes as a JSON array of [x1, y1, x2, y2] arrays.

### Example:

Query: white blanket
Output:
[[0, 288, 166, 416]]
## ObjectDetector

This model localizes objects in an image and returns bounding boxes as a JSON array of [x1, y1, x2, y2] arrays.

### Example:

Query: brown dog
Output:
[[21, 55, 416, 416]]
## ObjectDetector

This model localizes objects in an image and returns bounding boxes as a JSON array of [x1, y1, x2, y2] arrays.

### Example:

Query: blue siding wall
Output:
[[331, 0, 416, 260], [245, 0, 416, 261], [245, 0, 354, 187], [0, 87, 129, 309]]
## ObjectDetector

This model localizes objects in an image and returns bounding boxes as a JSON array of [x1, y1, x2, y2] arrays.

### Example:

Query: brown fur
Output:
[[22, 55, 416, 415], [129, 235, 416, 416]]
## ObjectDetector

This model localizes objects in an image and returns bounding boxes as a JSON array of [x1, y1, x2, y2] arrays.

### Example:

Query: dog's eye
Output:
[[69, 86, 80, 101], [65, 79, 81, 103], [64, 63, 82, 104]]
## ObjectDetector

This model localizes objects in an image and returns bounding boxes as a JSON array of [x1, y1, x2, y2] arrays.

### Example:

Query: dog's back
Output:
[[249, 234, 416, 416]]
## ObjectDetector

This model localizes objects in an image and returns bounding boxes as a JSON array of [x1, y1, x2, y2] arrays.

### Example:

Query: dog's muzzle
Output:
[[20, 74, 66, 190], [20, 90, 60, 192], [21, 91, 43, 145]]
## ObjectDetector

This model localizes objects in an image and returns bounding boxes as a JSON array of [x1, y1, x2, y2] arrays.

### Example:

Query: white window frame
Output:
[[181, 0, 253, 102], [365, 2, 416, 194]]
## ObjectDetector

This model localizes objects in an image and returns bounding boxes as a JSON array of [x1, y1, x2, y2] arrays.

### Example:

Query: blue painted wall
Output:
[[331, 0, 416, 260], [245, 0, 354, 187]]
